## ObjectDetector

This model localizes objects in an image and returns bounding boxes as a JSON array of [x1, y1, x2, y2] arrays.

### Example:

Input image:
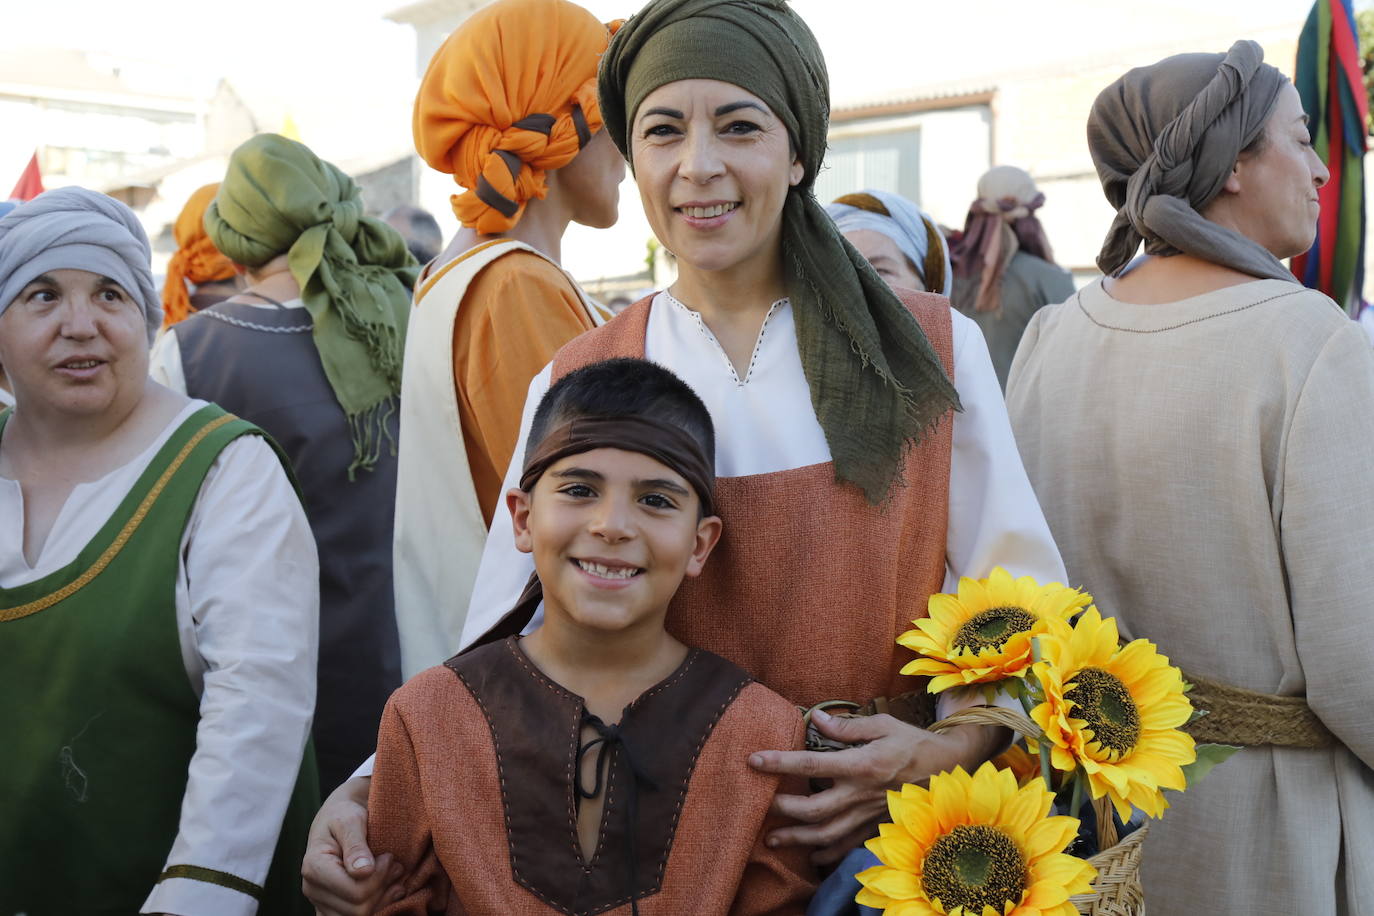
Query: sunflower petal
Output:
[[1024, 815, 1079, 858], [862, 865, 924, 900]]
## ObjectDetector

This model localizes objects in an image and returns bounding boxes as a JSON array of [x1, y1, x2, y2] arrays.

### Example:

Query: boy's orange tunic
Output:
[[371, 638, 816, 915]]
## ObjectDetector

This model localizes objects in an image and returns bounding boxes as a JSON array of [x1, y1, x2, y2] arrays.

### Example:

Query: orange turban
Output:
[[161, 183, 236, 326], [413, 0, 619, 233]]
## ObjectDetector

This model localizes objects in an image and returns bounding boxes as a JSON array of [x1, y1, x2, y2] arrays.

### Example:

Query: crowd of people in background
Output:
[[1, 0, 1370, 914]]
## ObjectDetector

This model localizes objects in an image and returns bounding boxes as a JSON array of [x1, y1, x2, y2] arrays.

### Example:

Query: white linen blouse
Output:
[[461, 292, 1068, 644]]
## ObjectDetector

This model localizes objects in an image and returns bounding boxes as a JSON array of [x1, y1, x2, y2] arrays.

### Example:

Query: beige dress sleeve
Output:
[[1278, 320, 1374, 767]]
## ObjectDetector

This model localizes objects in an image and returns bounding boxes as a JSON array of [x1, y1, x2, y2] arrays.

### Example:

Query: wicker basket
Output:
[[931, 707, 1147, 916], [1070, 809, 1147, 915]]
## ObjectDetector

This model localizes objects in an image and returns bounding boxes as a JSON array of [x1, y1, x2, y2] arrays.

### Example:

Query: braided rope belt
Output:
[[1181, 671, 1336, 749]]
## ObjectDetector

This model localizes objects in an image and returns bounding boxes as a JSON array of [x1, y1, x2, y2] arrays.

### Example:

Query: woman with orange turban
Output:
[[393, 0, 626, 683], [161, 183, 238, 326]]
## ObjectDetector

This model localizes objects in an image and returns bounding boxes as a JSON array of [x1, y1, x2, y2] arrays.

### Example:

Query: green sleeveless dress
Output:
[[0, 404, 318, 915]]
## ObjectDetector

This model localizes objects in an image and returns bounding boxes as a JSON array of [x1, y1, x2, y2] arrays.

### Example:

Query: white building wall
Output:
[[914, 108, 993, 230]]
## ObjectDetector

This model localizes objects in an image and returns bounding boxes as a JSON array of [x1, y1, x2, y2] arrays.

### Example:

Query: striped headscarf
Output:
[[949, 165, 1056, 315]]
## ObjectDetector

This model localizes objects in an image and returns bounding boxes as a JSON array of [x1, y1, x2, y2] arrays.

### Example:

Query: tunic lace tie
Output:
[[577, 709, 658, 916]]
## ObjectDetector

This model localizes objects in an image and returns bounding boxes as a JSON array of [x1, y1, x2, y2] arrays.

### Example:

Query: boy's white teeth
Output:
[[65, 360, 99, 369], [683, 203, 737, 218], [577, 560, 640, 579]]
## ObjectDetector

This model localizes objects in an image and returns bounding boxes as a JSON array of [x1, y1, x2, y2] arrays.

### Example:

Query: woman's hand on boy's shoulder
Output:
[[747, 708, 995, 865]]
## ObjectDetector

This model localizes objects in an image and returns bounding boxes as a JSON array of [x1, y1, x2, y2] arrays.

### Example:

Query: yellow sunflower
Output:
[[899, 567, 1092, 693], [1029, 607, 1196, 822], [856, 761, 1096, 916]]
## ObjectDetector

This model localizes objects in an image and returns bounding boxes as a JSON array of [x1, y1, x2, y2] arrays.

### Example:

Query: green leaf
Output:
[[1180, 743, 1241, 789], [1187, 706, 1210, 724]]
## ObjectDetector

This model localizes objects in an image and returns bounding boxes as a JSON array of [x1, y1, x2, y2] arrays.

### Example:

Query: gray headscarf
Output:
[[0, 187, 161, 342], [1088, 40, 1292, 280], [826, 190, 952, 295]]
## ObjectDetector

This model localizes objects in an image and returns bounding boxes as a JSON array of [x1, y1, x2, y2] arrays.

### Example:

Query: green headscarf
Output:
[[599, 0, 960, 504], [206, 133, 419, 474]]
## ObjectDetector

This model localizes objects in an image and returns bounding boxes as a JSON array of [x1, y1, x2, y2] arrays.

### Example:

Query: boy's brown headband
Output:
[[520, 414, 715, 517]]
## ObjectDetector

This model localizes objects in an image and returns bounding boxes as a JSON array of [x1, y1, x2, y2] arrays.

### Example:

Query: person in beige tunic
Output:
[[1007, 41, 1374, 914]]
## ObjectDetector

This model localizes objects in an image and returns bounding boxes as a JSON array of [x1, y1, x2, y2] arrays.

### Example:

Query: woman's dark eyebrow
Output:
[[714, 101, 767, 117], [641, 106, 685, 120]]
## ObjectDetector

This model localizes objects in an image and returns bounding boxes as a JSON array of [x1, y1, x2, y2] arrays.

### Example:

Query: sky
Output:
[[4, 0, 1325, 106], [0, 0, 1330, 157], [0, 0, 1338, 275], [2, 0, 1327, 164]]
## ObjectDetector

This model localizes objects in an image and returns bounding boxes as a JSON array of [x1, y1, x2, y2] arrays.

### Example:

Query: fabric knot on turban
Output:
[[599, 0, 960, 504], [413, 0, 617, 233], [972, 167, 1046, 222], [0, 186, 161, 343], [1088, 39, 1293, 280], [162, 183, 236, 327], [827, 190, 952, 295], [206, 132, 418, 475]]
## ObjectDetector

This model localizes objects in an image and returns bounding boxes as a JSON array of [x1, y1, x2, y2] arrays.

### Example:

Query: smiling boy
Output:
[[368, 358, 815, 915]]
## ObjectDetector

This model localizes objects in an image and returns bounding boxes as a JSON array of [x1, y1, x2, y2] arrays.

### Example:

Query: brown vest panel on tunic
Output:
[[551, 291, 953, 706], [446, 639, 752, 915]]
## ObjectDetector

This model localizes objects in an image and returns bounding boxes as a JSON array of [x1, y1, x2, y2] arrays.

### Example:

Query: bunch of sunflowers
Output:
[[856, 568, 1235, 916]]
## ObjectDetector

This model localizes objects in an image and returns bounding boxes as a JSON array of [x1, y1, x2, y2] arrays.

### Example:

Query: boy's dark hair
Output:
[[527, 358, 715, 465]]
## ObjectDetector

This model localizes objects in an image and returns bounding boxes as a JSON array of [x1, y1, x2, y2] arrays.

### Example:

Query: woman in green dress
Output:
[[0, 187, 320, 915]]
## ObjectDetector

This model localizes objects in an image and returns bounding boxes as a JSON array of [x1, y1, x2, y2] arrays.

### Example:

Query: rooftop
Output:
[[0, 48, 202, 114]]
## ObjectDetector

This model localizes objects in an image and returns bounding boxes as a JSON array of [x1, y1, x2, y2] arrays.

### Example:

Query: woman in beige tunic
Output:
[[1007, 41, 1373, 914]]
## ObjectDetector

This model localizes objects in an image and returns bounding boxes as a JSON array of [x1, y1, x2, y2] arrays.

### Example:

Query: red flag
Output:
[[9, 152, 45, 201]]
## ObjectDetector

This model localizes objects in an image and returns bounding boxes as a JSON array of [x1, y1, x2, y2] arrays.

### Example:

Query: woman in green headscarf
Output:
[[151, 133, 418, 796], [302, 2, 1067, 911]]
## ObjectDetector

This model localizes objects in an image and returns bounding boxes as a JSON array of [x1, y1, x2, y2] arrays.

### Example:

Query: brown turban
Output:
[[1088, 40, 1292, 280], [412, 0, 617, 234]]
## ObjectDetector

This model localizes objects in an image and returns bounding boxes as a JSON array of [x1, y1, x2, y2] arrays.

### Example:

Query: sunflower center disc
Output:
[[1065, 667, 1141, 756], [921, 824, 1027, 913], [951, 607, 1038, 654]]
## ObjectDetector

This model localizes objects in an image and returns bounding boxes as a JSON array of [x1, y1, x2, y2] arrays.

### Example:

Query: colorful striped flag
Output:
[[1291, 0, 1368, 316]]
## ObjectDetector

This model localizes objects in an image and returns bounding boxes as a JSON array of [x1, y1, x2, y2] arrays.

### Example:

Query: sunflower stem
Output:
[[1069, 767, 1085, 819], [1030, 637, 1054, 793]]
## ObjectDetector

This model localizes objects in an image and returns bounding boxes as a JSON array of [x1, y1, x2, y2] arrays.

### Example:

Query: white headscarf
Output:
[[827, 189, 952, 295]]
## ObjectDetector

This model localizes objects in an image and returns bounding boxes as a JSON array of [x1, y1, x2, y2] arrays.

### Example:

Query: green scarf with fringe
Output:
[[599, 0, 960, 503], [206, 133, 418, 475]]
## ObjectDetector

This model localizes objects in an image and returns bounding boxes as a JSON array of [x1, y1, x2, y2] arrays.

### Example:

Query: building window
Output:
[[814, 127, 921, 205]]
